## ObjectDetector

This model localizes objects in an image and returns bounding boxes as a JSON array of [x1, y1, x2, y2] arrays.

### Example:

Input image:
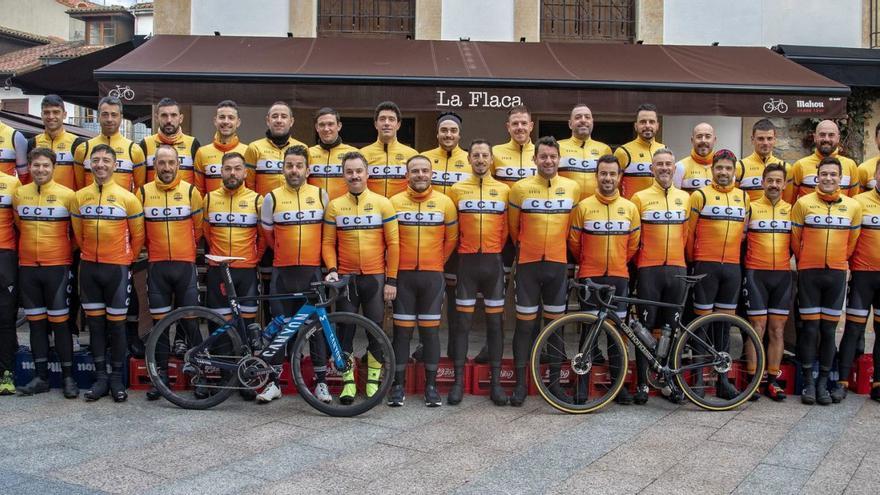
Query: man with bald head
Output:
[[791, 120, 860, 198], [558, 104, 612, 200], [673, 122, 715, 194]]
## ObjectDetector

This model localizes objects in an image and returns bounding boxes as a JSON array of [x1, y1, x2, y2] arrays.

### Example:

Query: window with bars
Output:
[[872, 0, 880, 48], [317, 0, 415, 39], [87, 18, 115, 45], [541, 0, 635, 43]]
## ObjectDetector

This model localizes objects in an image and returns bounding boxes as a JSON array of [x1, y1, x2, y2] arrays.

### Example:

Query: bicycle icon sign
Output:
[[107, 85, 135, 101], [762, 98, 788, 114]]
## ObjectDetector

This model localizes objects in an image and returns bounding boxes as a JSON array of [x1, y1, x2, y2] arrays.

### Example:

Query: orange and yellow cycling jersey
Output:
[[13, 180, 76, 266], [140, 133, 200, 185], [850, 188, 880, 272], [203, 185, 264, 268], [28, 131, 86, 190], [615, 137, 664, 199], [736, 152, 794, 203], [308, 141, 358, 200], [0, 122, 28, 181], [136, 177, 203, 263], [492, 139, 535, 188], [390, 186, 458, 272], [322, 188, 399, 277], [244, 136, 307, 197], [745, 196, 792, 271], [558, 136, 612, 200], [568, 192, 640, 278], [791, 191, 861, 271], [360, 139, 418, 198], [508, 174, 580, 264], [261, 183, 327, 267], [422, 146, 470, 196], [448, 174, 509, 254], [193, 136, 248, 195], [630, 181, 690, 268], [687, 183, 749, 264], [791, 149, 860, 198], [674, 151, 712, 194], [0, 174, 20, 250], [858, 156, 878, 192], [73, 133, 146, 191], [72, 181, 144, 265]]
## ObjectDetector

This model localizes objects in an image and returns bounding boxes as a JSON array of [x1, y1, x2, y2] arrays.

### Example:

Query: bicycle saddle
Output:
[[675, 273, 708, 284], [205, 254, 247, 263]]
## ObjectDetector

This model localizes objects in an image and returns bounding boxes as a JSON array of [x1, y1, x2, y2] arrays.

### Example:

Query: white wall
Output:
[[441, 0, 515, 41], [662, 116, 743, 162], [663, 0, 863, 48], [134, 14, 154, 36], [191, 0, 290, 36]]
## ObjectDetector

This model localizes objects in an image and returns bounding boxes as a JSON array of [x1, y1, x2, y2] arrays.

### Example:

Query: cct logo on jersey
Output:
[[309, 164, 343, 178], [559, 157, 598, 173], [368, 165, 406, 179], [457, 199, 505, 214], [494, 166, 536, 181], [520, 198, 574, 214], [583, 220, 632, 235], [336, 214, 382, 230], [862, 214, 880, 229], [79, 204, 128, 220], [144, 205, 192, 221], [398, 210, 446, 226], [699, 205, 747, 221], [208, 212, 258, 228], [748, 219, 791, 233], [273, 209, 323, 225], [641, 209, 687, 224], [432, 170, 470, 186], [624, 162, 652, 177], [16, 205, 70, 220], [804, 214, 854, 229], [255, 160, 283, 174]]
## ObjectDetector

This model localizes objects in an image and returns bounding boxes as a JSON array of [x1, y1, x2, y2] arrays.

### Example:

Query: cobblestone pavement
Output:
[[1, 386, 879, 494]]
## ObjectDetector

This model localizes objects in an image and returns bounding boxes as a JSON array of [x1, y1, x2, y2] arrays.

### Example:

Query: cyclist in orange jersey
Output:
[[27, 95, 86, 190], [193, 100, 248, 195], [13, 148, 78, 396], [673, 122, 715, 194], [743, 163, 792, 402], [136, 144, 204, 400], [73, 96, 145, 191], [857, 122, 880, 192], [558, 104, 612, 200], [0, 119, 28, 182], [837, 163, 880, 402], [139, 97, 200, 185], [387, 155, 458, 407], [791, 120, 860, 198], [308, 107, 358, 200], [792, 157, 862, 405], [508, 136, 580, 406], [0, 159, 20, 394], [361, 101, 418, 198], [615, 103, 665, 199], [72, 144, 145, 402], [736, 119, 794, 203], [447, 139, 509, 406]]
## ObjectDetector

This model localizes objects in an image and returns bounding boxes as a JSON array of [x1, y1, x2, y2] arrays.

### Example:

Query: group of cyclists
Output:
[[0, 93, 878, 410]]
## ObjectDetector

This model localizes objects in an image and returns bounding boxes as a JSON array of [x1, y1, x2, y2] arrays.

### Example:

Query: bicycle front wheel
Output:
[[672, 313, 764, 411], [291, 312, 395, 417], [530, 312, 628, 414], [144, 306, 244, 410]]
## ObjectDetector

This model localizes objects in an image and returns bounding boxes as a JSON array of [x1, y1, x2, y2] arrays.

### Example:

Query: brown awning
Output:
[[94, 35, 849, 117]]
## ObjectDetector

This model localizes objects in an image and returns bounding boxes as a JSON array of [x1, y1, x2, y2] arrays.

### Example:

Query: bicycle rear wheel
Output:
[[144, 306, 244, 410], [291, 312, 395, 417], [672, 313, 764, 411], [530, 313, 628, 414]]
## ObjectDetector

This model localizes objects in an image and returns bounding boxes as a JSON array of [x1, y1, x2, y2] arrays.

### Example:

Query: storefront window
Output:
[[541, 0, 635, 43], [317, 0, 415, 39]]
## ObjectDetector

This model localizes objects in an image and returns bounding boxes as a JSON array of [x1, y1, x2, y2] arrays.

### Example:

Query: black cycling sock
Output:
[[635, 350, 649, 386], [86, 316, 107, 361], [51, 321, 74, 369], [107, 320, 127, 368], [818, 320, 837, 372], [392, 325, 411, 385], [34, 359, 49, 380], [425, 369, 437, 388], [29, 318, 50, 363], [452, 308, 471, 369], [838, 320, 864, 380], [419, 327, 440, 369], [486, 313, 503, 365], [445, 284, 457, 360], [513, 318, 537, 368], [797, 319, 819, 369], [453, 365, 464, 385]]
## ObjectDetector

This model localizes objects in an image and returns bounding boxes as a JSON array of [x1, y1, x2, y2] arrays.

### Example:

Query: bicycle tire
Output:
[[291, 312, 394, 417], [144, 306, 243, 410], [672, 313, 764, 411], [530, 312, 628, 414]]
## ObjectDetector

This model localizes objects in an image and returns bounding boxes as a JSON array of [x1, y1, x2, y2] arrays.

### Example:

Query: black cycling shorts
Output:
[[501, 239, 516, 275], [455, 253, 505, 315], [636, 265, 686, 330], [206, 265, 259, 318], [444, 251, 458, 286], [581, 275, 628, 319], [393, 270, 445, 328], [846, 270, 880, 325], [692, 261, 741, 315], [744, 269, 791, 318], [79, 261, 131, 321], [147, 261, 200, 319], [336, 273, 385, 328], [269, 265, 322, 317], [514, 261, 568, 320], [19, 265, 70, 323], [259, 248, 274, 278], [797, 268, 846, 322]]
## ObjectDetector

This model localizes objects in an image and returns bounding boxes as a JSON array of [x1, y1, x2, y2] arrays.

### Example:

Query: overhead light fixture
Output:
[[460, 37, 470, 41], [636, 39, 643, 44], [214, 31, 220, 36], [712, 41, 719, 46], [520, 37, 526, 42], [287, 32, 293, 38]]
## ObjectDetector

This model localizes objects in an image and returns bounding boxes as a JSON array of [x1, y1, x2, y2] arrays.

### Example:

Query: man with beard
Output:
[[792, 120, 860, 198], [136, 144, 203, 401], [308, 107, 357, 200], [73, 96, 145, 191], [736, 119, 793, 203], [673, 123, 715, 194], [616, 104, 665, 199], [559, 104, 612, 200], [792, 157, 861, 405], [387, 155, 458, 407], [194, 100, 248, 195], [140, 98, 200, 185], [361, 101, 418, 198]]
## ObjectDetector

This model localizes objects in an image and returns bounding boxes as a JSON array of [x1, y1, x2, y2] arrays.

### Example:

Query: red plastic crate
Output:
[[128, 357, 187, 391], [682, 361, 745, 394], [471, 358, 521, 396], [588, 362, 637, 397], [775, 362, 797, 396], [414, 358, 472, 394], [848, 354, 874, 395], [301, 356, 358, 396], [530, 362, 574, 395]]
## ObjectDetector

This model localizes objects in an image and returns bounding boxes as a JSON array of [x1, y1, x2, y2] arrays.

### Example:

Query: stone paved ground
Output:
[[2, 388, 880, 494]]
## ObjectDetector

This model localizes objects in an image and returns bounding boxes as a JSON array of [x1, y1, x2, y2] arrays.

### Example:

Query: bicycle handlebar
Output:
[[569, 279, 617, 309], [310, 275, 352, 307]]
